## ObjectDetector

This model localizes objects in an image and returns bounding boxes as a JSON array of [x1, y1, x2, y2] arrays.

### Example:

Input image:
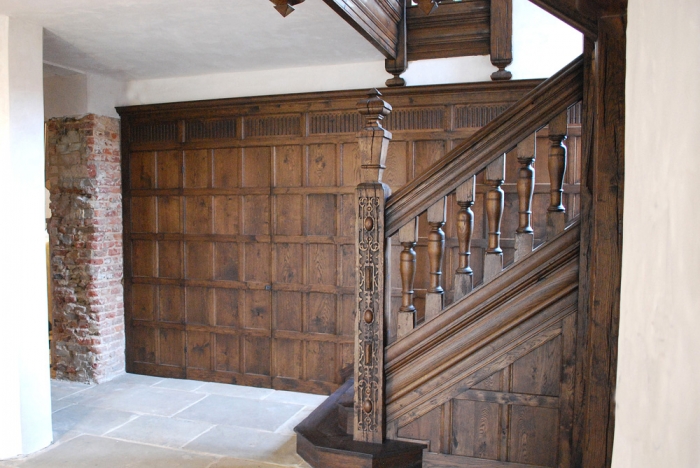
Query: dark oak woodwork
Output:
[[454, 177, 475, 300], [490, 0, 513, 81], [415, 0, 439, 16], [295, 379, 425, 467], [574, 14, 626, 468], [547, 110, 568, 237], [270, 0, 305, 17], [322, 0, 402, 59], [399, 220, 418, 315], [386, 224, 581, 465], [385, 56, 584, 237], [384, 0, 407, 87], [118, 80, 538, 396], [354, 90, 392, 443], [406, 1, 490, 62], [528, 0, 598, 39]]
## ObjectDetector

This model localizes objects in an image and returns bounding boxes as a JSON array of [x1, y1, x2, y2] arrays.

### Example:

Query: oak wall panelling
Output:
[[118, 79, 541, 394]]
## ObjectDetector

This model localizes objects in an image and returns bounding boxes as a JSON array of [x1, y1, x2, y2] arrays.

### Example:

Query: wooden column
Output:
[[574, 14, 626, 468], [514, 134, 536, 261], [547, 110, 569, 237], [484, 154, 505, 282], [354, 89, 392, 444], [385, 0, 407, 87], [454, 176, 476, 301], [490, 0, 513, 81], [425, 197, 446, 321], [397, 218, 417, 339]]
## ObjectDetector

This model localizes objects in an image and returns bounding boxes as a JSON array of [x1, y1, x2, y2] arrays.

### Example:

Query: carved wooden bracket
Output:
[[270, 0, 305, 17]]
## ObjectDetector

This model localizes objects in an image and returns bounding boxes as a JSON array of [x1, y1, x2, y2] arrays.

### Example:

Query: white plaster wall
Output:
[[86, 73, 126, 119], [43, 73, 87, 119], [0, 16, 53, 459], [612, 0, 700, 467], [44, 71, 124, 119], [123, 1, 582, 105]]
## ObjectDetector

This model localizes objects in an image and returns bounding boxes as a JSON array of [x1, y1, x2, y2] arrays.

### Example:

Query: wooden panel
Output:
[[406, 1, 490, 61], [121, 79, 538, 394]]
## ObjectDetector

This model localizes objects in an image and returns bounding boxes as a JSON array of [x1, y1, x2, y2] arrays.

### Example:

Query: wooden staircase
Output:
[[297, 55, 587, 467]]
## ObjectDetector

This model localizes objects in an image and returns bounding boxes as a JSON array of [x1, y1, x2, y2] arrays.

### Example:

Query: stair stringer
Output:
[[383, 224, 580, 466]]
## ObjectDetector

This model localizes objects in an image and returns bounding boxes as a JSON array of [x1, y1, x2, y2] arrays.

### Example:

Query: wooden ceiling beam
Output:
[[322, 0, 402, 59]]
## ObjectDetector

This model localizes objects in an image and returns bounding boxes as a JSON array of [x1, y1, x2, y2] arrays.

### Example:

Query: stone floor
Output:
[[0, 373, 325, 468]]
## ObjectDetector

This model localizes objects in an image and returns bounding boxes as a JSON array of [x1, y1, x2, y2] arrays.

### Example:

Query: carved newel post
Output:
[[354, 89, 392, 444]]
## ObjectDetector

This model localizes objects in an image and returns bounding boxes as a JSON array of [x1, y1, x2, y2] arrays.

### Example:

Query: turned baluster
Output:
[[397, 219, 418, 339], [515, 134, 536, 262], [484, 154, 506, 283], [547, 110, 568, 237], [425, 197, 446, 321], [454, 177, 476, 301]]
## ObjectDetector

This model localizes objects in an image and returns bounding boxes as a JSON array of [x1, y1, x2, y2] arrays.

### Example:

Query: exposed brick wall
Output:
[[46, 114, 125, 383]]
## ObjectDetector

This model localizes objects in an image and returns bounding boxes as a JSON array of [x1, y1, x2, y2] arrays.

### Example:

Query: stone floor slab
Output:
[[14, 435, 216, 468], [175, 395, 303, 431], [154, 378, 207, 392], [261, 391, 327, 407], [79, 385, 207, 417], [105, 415, 214, 448], [184, 425, 302, 465], [194, 382, 275, 400], [52, 404, 137, 438]]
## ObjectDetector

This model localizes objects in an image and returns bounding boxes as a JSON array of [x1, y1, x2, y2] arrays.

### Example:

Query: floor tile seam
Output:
[[177, 424, 218, 450], [183, 420, 287, 435], [100, 413, 142, 436], [272, 407, 312, 435], [51, 403, 77, 414], [191, 390, 274, 401], [168, 393, 210, 418]]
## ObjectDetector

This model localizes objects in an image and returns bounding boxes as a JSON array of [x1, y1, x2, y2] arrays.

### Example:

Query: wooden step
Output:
[[295, 379, 425, 468]]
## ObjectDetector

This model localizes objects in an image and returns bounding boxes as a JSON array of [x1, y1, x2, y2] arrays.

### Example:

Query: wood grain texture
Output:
[[528, 0, 598, 39], [406, 0, 490, 61], [119, 80, 538, 394], [385, 223, 580, 420], [574, 15, 625, 468]]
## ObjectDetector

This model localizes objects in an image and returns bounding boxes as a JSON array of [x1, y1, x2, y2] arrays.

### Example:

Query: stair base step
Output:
[[295, 379, 425, 468]]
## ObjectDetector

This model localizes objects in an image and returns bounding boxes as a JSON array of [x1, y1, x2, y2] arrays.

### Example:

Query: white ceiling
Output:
[[0, 0, 383, 80]]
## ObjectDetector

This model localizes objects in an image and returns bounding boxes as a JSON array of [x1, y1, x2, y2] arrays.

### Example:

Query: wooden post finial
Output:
[[270, 0, 305, 17], [357, 89, 393, 184]]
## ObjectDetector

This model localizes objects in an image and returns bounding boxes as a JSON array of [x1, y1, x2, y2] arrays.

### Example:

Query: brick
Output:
[[48, 115, 124, 384]]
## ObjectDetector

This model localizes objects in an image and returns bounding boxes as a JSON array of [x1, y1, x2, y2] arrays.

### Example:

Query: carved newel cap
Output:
[[270, 0, 305, 17], [357, 89, 393, 184]]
